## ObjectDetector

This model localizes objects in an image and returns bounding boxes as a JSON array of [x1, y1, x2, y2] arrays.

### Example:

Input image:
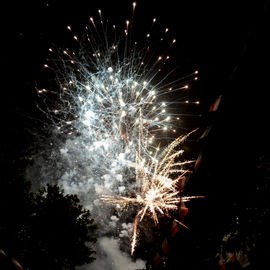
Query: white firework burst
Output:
[[32, 2, 200, 255]]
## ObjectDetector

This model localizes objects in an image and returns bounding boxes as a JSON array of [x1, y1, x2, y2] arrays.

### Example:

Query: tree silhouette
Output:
[[21, 184, 97, 270]]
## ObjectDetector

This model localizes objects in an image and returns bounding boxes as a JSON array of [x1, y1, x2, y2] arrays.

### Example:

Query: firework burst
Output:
[[102, 128, 203, 254], [33, 2, 201, 257]]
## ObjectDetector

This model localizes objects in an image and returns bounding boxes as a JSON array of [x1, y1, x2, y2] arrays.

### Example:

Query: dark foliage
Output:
[[21, 184, 97, 270], [0, 166, 97, 270]]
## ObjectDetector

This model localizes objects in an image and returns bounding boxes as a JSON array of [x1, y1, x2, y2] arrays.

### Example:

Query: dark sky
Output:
[[1, 0, 269, 261]]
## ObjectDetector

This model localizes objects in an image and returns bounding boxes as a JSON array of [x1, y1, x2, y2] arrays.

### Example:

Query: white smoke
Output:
[[77, 237, 145, 270], [27, 131, 146, 264]]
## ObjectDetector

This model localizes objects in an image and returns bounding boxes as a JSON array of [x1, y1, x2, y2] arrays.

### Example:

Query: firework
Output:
[[34, 2, 201, 257], [39, 3, 198, 155], [102, 128, 203, 254]]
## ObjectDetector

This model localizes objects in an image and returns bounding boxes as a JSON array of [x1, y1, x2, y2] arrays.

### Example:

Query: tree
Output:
[[1, 135, 97, 269], [21, 184, 97, 270]]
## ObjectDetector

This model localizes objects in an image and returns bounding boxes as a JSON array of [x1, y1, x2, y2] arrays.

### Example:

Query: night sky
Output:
[[1, 0, 270, 268]]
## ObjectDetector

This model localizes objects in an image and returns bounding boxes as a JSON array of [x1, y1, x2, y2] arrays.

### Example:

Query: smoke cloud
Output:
[[77, 237, 145, 270]]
